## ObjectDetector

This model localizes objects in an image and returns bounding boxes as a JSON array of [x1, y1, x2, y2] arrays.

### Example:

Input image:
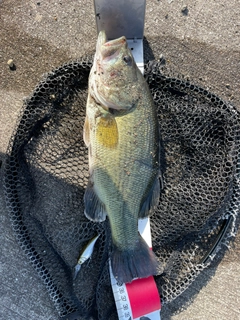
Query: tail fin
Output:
[[111, 235, 158, 284]]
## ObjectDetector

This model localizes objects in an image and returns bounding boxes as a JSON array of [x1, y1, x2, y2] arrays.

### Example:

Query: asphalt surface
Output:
[[0, 0, 240, 319]]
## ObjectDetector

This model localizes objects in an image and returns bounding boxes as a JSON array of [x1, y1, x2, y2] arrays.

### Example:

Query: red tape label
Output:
[[126, 276, 161, 318]]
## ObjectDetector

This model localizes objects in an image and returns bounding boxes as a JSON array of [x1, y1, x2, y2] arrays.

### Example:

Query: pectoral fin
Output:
[[139, 175, 161, 218], [84, 179, 107, 222], [96, 115, 118, 148]]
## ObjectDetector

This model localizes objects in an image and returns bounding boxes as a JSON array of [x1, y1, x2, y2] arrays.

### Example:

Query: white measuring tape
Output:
[[110, 218, 161, 320]]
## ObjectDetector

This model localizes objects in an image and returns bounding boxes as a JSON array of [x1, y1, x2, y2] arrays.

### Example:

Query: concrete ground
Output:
[[0, 0, 239, 319]]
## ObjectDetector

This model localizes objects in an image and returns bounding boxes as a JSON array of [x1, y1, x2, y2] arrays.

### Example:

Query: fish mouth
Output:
[[97, 30, 127, 60], [92, 31, 132, 111], [96, 30, 108, 52]]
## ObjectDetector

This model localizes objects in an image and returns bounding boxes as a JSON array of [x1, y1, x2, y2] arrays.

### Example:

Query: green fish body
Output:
[[84, 31, 161, 283]]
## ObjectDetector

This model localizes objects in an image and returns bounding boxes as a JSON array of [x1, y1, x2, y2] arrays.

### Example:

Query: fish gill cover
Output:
[[3, 57, 240, 320]]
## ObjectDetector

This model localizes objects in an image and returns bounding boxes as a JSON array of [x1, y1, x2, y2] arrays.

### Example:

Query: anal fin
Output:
[[139, 175, 161, 219], [84, 180, 107, 222]]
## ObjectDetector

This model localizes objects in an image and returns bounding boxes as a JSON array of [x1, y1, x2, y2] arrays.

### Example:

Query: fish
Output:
[[73, 235, 99, 280], [83, 30, 161, 283]]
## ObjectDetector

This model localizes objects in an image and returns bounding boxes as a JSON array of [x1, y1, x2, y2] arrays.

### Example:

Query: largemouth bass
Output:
[[83, 30, 161, 283]]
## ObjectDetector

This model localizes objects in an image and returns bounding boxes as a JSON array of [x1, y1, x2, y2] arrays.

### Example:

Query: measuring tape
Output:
[[110, 218, 161, 320]]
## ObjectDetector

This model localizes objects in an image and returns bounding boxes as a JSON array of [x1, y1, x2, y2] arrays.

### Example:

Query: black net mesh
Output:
[[3, 58, 240, 320]]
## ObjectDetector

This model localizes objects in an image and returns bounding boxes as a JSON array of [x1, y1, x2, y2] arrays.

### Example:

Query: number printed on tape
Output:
[[110, 264, 161, 320], [110, 265, 133, 319]]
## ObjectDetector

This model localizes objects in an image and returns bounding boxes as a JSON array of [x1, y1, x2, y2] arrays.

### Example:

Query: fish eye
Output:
[[123, 55, 132, 66]]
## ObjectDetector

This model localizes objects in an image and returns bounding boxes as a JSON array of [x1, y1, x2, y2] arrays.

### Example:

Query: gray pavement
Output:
[[0, 0, 240, 319]]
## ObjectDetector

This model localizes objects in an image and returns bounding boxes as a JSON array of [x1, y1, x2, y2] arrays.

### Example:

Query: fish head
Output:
[[90, 30, 141, 111]]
